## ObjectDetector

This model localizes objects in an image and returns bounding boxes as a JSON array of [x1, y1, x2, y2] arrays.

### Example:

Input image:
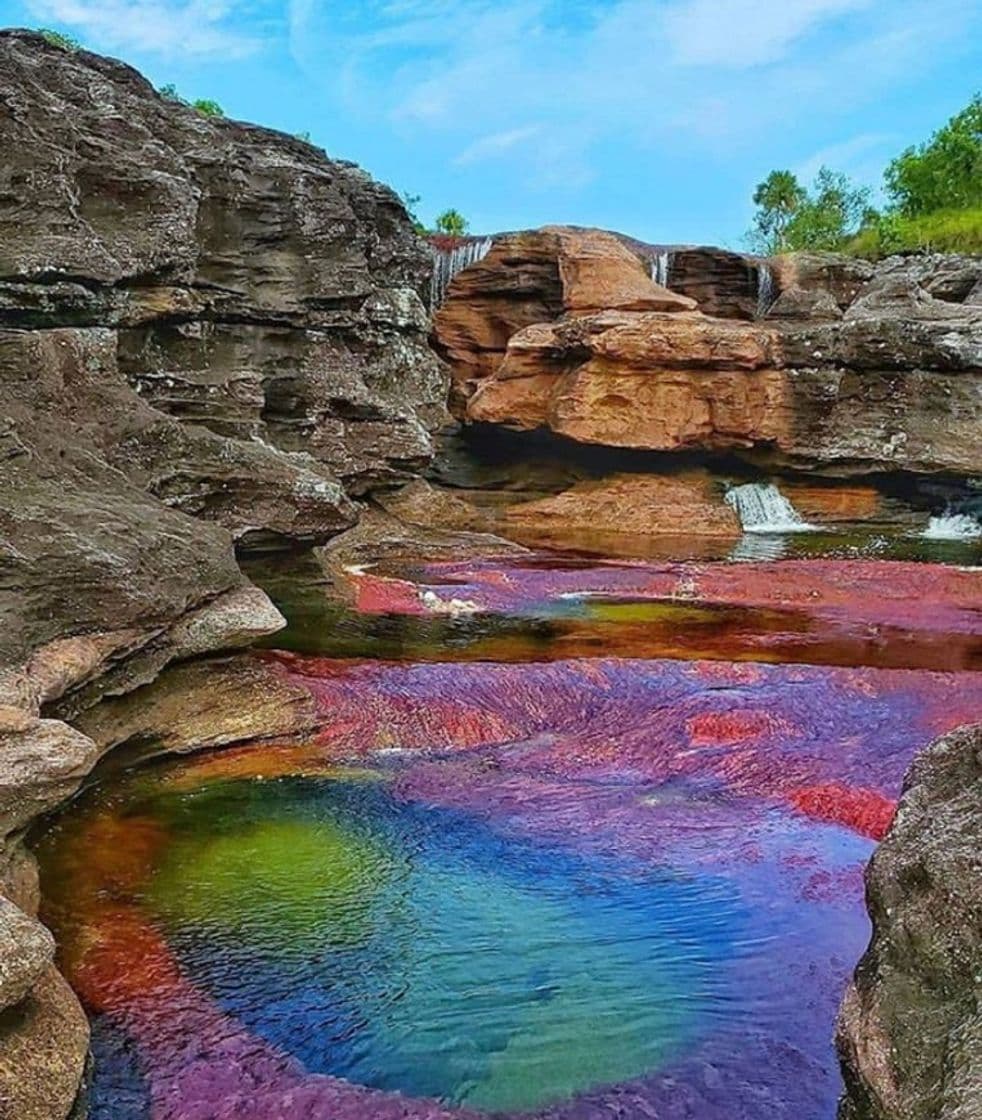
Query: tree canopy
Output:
[[434, 209, 470, 237], [749, 93, 981, 257]]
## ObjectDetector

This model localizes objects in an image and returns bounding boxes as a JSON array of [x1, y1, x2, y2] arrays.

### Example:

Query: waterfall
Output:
[[755, 262, 776, 318], [650, 250, 672, 289], [725, 483, 816, 534], [430, 237, 494, 308], [921, 512, 982, 540]]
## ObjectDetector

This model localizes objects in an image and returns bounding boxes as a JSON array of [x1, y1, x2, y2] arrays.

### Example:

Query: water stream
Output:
[[34, 495, 982, 1120]]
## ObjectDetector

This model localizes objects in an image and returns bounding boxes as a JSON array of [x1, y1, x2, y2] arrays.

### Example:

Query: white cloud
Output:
[[454, 125, 542, 166], [795, 132, 895, 188], [26, 0, 262, 58], [661, 0, 872, 68]]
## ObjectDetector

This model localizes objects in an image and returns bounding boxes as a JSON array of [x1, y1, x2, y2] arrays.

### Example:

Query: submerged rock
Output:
[[837, 723, 982, 1120], [503, 473, 741, 542]]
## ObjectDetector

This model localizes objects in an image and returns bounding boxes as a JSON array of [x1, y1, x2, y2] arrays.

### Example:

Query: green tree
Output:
[[749, 170, 806, 253], [401, 192, 427, 234], [158, 83, 187, 104], [783, 167, 871, 251], [885, 94, 982, 216], [192, 99, 225, 118], [435, 208, 469, 237], [748, 167, 869, 253], [38, 28, 81, 50]]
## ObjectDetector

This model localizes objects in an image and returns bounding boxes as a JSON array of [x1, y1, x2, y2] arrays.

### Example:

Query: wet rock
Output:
[[0, 966, 89, 1120], [657, 247, 764, 319], [837, 722, 982, 1120], [504, 473, 741, 541]]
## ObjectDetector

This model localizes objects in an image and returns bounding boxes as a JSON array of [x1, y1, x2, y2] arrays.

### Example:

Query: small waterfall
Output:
[[725, 483, 816, 534], [650, 250, 672, 288], [921, 512, 982, 540], [430, 237, 494, 308], [755, 262, 775, 318]]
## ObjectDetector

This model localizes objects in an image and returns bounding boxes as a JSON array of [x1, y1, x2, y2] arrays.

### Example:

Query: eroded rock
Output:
[[837, 722, 982, 1120]]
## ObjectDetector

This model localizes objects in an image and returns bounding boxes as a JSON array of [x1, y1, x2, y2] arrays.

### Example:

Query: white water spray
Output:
[[921, 513, 982, 540], [755, 263, 776, 318], [725, 483, 816, 534], [430, 237, 494, 308], [650, 250, 672, 288]]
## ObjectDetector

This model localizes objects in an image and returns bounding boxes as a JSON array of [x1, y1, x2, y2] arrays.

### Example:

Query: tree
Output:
[[401, 192, 427, 235], [192, 99, 225, 118], [885, 94, 982, 216], [783, 168, 871, 251], [38, 28, 81, 50], [748, 167, 869, 254], [749, 170, 806, 253], [435, 209, 469, 237]]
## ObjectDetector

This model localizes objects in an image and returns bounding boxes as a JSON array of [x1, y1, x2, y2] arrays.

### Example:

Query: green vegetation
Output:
[[157, 83, 225, 118], [38, 28, 81, 50], [435, 208, 470, 236], [749, 167, 870, 253], [749, 94, 981, 258]]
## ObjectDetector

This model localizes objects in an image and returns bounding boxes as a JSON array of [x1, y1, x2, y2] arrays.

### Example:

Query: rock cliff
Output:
[[0, 30, 448, 1118], [434, 229, 981, 476]]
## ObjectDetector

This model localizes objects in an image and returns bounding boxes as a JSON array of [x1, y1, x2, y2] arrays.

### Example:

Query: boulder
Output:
[[837, 723, 982, 1120], [431, 226, 694, 405], [503, 473, 742, 541], [654, 247, 765, 319], [0, 966, 89, 1120], [0, 897, 53, 1012]]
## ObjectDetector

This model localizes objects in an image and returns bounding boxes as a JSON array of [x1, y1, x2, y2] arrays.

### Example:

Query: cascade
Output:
[[725, 482, 816, 534], [921, 512, 982, 539], [430, 236, 494, 308], [755, 262, 775, 318], [650, 250, 672, 288]]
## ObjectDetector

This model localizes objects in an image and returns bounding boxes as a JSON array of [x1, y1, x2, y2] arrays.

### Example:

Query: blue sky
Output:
[[5, 0, 980, 245]]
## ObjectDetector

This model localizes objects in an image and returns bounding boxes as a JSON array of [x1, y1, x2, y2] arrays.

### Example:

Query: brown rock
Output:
[[0, 898, 53, 1011], [504, 473, 741, 540], [771, 251, 875, 310], [431, 227, 694, 404], [837, 723, 982, 1120], [0, 966, 89, 1120], [656, 247, 765, 319], [781, 484, 882, 523], [73, 654, 321, 760], [376, 479, 494, 533]]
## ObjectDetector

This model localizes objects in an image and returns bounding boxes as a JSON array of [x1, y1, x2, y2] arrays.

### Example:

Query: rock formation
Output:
[[0, 30, 448, 1118], [837, 723, 982, 1120], [434, 230, 982, 476]]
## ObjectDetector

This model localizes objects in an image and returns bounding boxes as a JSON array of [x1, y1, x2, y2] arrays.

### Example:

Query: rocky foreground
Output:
[[0, 28, 980, 1120]]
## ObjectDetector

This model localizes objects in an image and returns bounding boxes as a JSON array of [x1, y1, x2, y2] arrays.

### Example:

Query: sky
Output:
[[4, 0, 980, 246]]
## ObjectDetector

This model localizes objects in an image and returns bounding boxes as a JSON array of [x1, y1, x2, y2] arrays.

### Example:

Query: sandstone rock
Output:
[[462, 299, 982, 474], [0, 29, 448, 536], [0, 712, 99, 837], [837, 723, 982, 1120], [771, 252, 876, 310], [654, 247, 765, 319], [73, 654, 321, 760], [0, 966, 89, 1120], [504, 473, 741, 541], [431, 227, 694, 405], [765, 287, 843, 321], [0, 897, 53, 1012], [376, 479, 494, 533]]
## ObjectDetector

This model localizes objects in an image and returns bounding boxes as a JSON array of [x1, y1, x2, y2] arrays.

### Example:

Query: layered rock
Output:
[[0, 31, 450, 1117], [837, 723, 982, 1120], [441, 237, 982, 475], [503, 473, 741, 542], [432, 226, 693, 407], [0, 29, 448, 532]]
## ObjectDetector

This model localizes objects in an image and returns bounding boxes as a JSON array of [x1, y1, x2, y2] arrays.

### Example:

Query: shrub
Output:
[[38, 28, 81, 50]]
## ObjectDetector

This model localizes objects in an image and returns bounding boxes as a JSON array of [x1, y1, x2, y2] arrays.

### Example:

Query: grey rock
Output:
[[837, 723, 982, 1120], [0, 897, 54, 1012]]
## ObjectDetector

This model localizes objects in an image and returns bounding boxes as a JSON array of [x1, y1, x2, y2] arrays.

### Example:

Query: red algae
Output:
[[786, 785, 897, 841]]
